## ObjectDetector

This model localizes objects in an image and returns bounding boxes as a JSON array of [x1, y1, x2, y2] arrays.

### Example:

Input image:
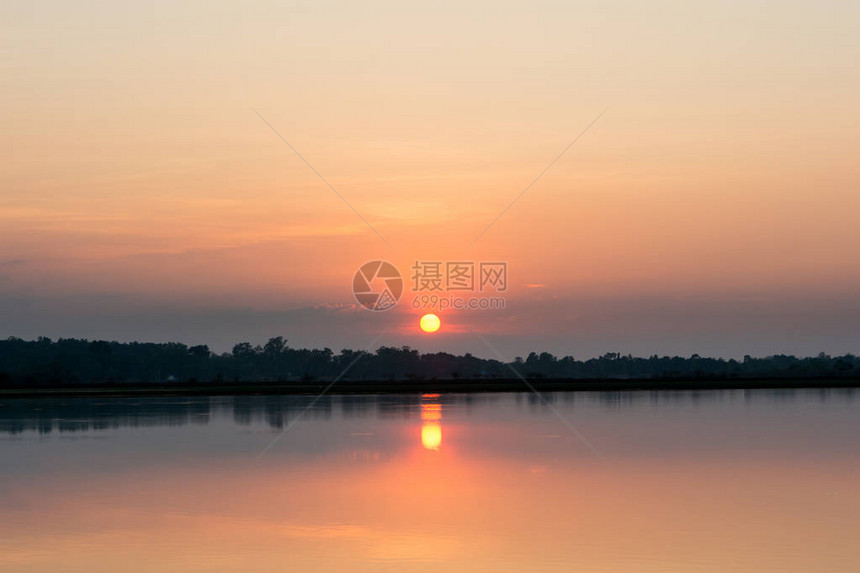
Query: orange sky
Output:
[[2, 0, 859, 356]]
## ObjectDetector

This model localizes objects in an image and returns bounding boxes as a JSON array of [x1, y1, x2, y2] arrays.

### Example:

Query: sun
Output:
[[419, 313, 441, 333]]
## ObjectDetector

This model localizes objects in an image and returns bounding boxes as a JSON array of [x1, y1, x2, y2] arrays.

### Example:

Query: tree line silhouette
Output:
[[0, 336, 857, 387]]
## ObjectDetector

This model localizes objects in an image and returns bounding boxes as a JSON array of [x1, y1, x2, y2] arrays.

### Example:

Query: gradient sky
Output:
[[2, 0, 859, 358]]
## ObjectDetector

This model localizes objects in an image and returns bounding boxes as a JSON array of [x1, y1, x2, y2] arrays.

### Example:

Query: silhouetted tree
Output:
[[264, 336, 287, 356], [0, 337, 857, 386]]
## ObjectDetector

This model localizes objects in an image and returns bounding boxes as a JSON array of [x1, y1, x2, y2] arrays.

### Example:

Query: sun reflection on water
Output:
[[420, 394, 442, 451]]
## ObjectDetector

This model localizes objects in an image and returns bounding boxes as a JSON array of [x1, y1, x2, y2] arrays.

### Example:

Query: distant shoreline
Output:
[[2, 377, 859, 399]]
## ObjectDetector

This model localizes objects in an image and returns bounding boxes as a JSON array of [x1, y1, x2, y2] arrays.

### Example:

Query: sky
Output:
[[2, 0, 859, 358]]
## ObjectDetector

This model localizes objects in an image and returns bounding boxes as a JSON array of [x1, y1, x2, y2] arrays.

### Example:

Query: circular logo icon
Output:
[[352, 260, 403, 311]]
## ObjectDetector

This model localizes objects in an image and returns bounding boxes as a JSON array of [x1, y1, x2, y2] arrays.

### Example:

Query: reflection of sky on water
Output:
[[1, 389, 858, 470], [1, 389, 860, 572]]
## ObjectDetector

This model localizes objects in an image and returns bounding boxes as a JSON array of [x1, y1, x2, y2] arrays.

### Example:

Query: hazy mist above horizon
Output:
[[2, 0, 859, 358]]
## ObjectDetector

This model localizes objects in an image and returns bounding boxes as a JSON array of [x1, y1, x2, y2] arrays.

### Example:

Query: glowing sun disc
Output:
[[419, 314, 441, 333]]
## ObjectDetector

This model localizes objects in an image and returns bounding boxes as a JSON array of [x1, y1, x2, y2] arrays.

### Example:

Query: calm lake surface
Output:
[[1, 389, 859, 572]]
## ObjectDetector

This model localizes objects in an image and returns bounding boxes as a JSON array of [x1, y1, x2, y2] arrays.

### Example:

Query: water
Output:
[[1, 389, 859, 572]]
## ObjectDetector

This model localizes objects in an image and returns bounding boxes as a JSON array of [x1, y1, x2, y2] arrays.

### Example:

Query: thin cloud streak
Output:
[[255, 110, 394, 250], [467, 108, 608, 249]]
